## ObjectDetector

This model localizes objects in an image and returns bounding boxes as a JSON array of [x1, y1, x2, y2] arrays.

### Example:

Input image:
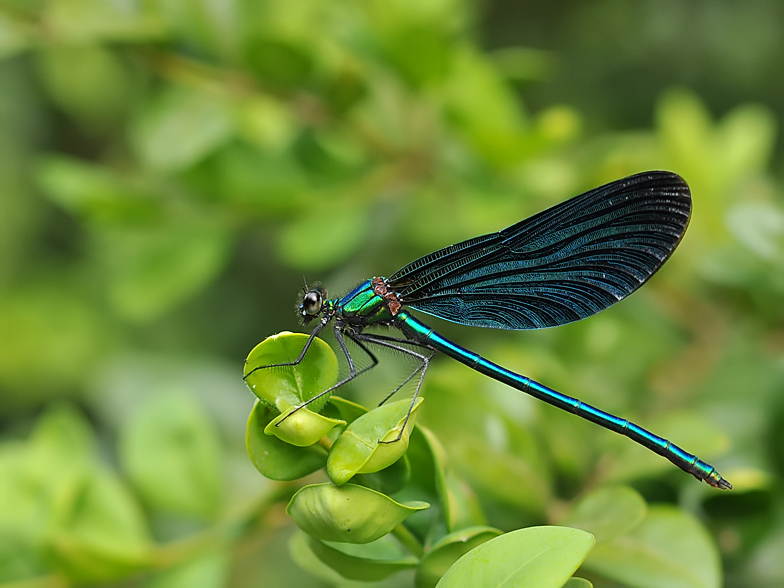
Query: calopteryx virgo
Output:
[[247, 171, 731, 489]]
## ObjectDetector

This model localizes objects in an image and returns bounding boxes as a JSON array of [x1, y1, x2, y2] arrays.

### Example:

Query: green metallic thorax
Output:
[[335, 279, 395, 326]]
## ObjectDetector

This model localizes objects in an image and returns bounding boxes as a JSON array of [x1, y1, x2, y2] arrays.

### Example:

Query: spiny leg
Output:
[[378, 360, 427, 406], [352, 332, 435, 405], [275, 324, 379, 426], [243, 318, 328, 380], [352, 332, 434, 443], [353, 331, 436, 349]]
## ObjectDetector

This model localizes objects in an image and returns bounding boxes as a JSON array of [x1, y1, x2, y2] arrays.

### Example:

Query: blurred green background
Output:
[[1, 0, 783, 586]]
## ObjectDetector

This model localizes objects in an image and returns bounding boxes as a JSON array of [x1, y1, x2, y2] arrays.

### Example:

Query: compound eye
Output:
[[302, 291, 322, 316]]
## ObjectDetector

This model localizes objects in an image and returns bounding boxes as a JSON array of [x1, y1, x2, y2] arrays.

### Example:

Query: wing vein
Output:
[[387, 171, 691, 330]]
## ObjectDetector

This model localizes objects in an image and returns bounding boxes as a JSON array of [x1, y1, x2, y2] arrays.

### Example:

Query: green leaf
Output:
[[456, 418, 551, 514], [0, 535, 44, 583], [657, 89, 713, 173], [744, 525, 784, 587], [277, 202, 370, 270], [560, 486, 647, 543], [45, 0, 165, 42], [27, 406, 96, 514], [151, 0, 233, 54], [119, 390, 224, 519], [0, 286, 107, 406], [215, 145, 309, 213], [30, 404, 96, 468], [287, 483, 429, 544], [244, 332, 339, 411], [145, 549, 229, 588], [0, 445, 49, 550], [419, 367, 551, 515], [235, 95, 299, 151], [442, 472, 487, 532], [288, 531, 351, 585], [443, 46, 527, 168], [584, 506, 722, 588], [353, 453, 411, 495], [36, 45, 136, 132], [563, 579, 593, 588], [328, 396, 369, 425], [435, 526, 595, 588], [717, 103, 777, 178], [0, 12, 32, 58], [490, 47, 553, 82], [380, 23, 450, 87], [394, 425, 453, 543], [0, 406, 94, 553], [131, 86, 233, 171], [45, 467, 151, 583], [246, 401, 327, 480], [306, 534, 418, 582], [245, 332, 344, 446], [327, 397, 423, 485], [726, 202, 784, 261], [98, 223, 232, 322], [266, 404, 346, 447], [416, 526, 502, 588], [244, 37, 315, 91], [36, 156, 160, 222], [410, 426, 450, 524]]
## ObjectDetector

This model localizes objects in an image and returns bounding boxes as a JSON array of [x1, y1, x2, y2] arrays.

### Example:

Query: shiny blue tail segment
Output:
[[396, 311, 730, 489]]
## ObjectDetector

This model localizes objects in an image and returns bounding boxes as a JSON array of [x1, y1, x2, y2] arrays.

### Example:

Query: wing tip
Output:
[[627, 170, 691, 197]]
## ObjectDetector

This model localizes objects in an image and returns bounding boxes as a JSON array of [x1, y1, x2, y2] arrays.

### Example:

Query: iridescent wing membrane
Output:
[[387, 171, 691, 329]]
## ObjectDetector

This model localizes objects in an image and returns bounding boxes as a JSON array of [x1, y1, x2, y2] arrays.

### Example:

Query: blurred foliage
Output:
[[0, 0, 782, 586]]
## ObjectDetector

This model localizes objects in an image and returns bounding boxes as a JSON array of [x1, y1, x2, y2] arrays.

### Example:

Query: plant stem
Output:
[[392, 524, 423, 558]]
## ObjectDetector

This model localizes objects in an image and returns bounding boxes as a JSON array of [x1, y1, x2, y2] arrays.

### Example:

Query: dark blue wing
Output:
[[387, 171, 691, 329]]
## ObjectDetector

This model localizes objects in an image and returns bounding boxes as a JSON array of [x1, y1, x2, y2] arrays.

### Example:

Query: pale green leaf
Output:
[[563, 579, 592, 588], [584, 506, 722, 588], [46, 467, 151, 583], [131, 86, 233, 171], [145, 550, 229, 588], [287, 483, 429, 544], [244, 332, 339, 414], [246, 401, 328, 480], [119, 390, 224, 519], [560, 486, 647, 543], [327, 398, 423, 485], [436, 526, 594, 588], [416, 526, 502, 588], [307, 534, 418, 581], [98, 224, 232, 322]]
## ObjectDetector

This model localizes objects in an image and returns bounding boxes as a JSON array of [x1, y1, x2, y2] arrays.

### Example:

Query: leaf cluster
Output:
[[241, 333, 724, 588], [0, 0, 783, 587]]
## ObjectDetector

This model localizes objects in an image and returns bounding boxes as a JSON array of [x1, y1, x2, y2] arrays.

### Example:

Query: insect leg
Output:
[[274, 324, 379, 425], [352, 332, 435, 443], [243, 318, 328, 380]]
